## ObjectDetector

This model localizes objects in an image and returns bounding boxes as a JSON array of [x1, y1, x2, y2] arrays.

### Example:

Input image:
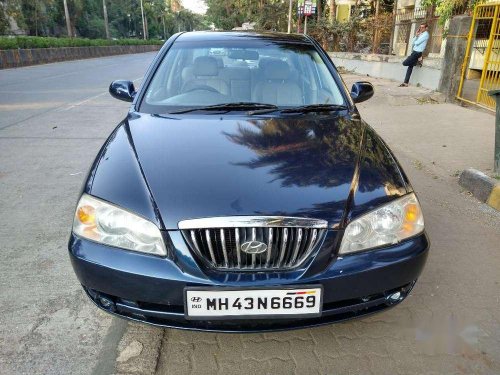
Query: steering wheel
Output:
[[184, 85, 221, 94]]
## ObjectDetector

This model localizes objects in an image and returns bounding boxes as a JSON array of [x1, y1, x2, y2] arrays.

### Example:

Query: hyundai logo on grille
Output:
[[241, 241, 267, 254]]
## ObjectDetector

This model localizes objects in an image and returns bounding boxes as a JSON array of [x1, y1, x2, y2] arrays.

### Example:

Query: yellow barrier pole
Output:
[[457, 6, 478, 100], [476, 5, 499, 104]]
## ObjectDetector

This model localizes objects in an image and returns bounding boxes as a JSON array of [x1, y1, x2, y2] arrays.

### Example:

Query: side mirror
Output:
[[109, 80, 136, 102], [351, 81, 374, 103]]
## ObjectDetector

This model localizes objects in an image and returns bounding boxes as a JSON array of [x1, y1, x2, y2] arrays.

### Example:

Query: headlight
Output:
[[339, 193, 424, 255], [72, 194, 167, 256]]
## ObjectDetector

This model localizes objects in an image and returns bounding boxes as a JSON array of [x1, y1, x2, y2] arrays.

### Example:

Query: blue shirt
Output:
[[412, 31, 429, 53]]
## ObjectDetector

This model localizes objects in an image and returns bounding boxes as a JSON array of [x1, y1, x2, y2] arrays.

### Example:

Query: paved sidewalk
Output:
[[343, 74, 496, 177]]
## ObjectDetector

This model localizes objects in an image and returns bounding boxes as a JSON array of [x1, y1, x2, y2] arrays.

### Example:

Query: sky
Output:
[[181, 0, 208, 14]]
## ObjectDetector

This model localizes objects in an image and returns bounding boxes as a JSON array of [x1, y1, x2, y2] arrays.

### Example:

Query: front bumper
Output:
[[69, 231, 429, 332]]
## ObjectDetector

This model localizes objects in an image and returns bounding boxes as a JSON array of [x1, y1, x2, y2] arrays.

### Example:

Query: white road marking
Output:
[[59, 76, 143, 111]]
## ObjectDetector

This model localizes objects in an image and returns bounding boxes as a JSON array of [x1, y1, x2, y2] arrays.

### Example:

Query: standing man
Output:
[[399, 23, 429, 87]]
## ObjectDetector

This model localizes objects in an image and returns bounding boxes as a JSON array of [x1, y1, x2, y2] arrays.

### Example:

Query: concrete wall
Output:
[[0, 44, 162, 69], [329, 52, 442, 90], [438, 15, 473, 101]]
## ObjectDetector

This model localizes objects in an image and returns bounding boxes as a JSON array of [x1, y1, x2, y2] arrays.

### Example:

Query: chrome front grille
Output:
[[179, 216, 328, 271]]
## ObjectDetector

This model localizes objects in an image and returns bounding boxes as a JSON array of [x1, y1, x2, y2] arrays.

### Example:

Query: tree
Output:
[[0, 4, 8, 34], [205, 0, 247, 29], [421, 0, 470, 26], [328, 0, 336, 22], [102, 0, 109, 38], [256, 1, 289, 31], [63, 0, 71, 36], [1, 0, 207, 38]]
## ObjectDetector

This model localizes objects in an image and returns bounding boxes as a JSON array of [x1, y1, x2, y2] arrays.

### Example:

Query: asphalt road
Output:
[[1, 54, 499, 375], [0, 53, 157, 374]]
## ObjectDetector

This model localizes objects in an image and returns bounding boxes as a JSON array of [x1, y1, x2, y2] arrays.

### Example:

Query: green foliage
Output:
[[0, 6, 10, 35], [0, 35, 163, 50], [162, 9, 207, 36], [1, 0, 207, 39], [75, 0, 104, 39], [306, 6, 394, 53], [205, 0, 246, 29], [420, 0, 470, 26], [255, 1, 289, 32], [307, 18, 350, 50]]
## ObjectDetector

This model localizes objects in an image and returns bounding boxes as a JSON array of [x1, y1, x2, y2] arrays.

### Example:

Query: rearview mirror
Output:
[[350, 82, 374, 103], [109, 80, 136, 102], [228, 50, 259, 61]]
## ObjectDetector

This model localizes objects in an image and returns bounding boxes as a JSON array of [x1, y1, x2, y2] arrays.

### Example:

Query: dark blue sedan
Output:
[[69, 31, 429, 332]]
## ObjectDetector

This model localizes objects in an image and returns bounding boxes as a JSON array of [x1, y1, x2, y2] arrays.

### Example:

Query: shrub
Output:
[[0, 36, 163, 50], [308, 12, 394, 54]]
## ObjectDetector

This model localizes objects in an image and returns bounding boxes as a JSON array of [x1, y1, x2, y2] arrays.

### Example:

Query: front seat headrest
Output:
[[193, 56, 219, 77], [264, 60, 290, 81]]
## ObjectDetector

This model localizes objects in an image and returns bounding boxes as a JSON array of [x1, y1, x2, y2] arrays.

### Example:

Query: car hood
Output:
[[113, 112, 407, 230]]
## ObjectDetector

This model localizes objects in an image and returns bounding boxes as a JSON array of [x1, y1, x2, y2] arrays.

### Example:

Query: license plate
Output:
[[185, 286, 323, 319]]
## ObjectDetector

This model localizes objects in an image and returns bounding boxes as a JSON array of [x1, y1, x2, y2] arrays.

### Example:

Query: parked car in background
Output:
[[69, 31, 429, 332]]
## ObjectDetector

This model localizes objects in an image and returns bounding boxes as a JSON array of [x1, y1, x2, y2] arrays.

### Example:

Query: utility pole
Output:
[[388, 0, 397, 55], [35, 0, 38, 36], [140, 0, 147, 39], [63, 0, 72, 37], [303, 1, 312, 35], [329, 0, 336, 22], [372, 0, 380, 53], [103, 0, 110, 39], [287, 0, 293, 33], [162, 15, 166, 39]]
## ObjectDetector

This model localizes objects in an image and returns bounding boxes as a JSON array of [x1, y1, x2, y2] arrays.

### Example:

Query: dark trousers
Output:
[[402, 51, 423, 84]]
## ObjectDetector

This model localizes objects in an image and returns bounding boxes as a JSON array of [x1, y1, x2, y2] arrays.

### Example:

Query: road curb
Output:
[[114, 322, 164, 375], [459, 168, 500, 211]]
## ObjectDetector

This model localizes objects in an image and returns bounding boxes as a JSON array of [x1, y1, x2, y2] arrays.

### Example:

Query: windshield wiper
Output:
[[168, 102, 279, 114], [247, 103, 348, 115], [280, 104, 348, 114]]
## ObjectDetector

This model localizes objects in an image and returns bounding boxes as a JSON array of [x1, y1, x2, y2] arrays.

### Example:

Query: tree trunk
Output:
[[372, 0, 380, 53], [329, 0, 336, 22], [162, 15, 166, 39], [63, 0, 72, 37], [103, 0, 110, 39], [140, 0, 146, 39], [388, 0, 397, 54]]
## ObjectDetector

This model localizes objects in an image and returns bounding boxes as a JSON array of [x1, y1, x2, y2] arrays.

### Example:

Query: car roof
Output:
[[175, 31, 313, 44]]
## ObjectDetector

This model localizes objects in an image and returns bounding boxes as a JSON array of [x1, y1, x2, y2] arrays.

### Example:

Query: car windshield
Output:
[[140, 38, 346, 114]]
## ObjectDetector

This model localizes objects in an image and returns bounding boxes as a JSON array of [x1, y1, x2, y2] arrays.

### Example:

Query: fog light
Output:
[[98, 296, 115, 311], [387, 291, 402, 302]]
